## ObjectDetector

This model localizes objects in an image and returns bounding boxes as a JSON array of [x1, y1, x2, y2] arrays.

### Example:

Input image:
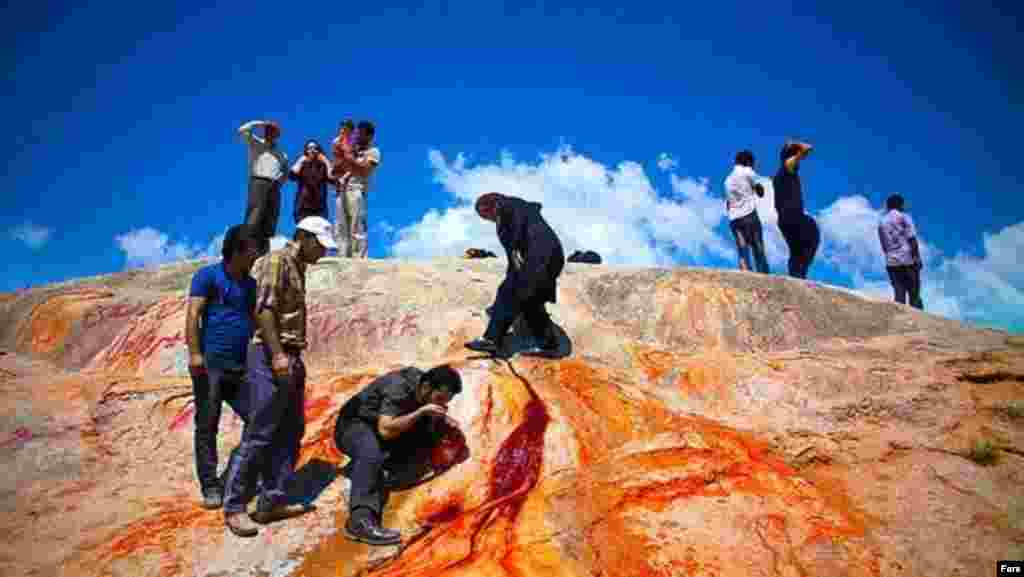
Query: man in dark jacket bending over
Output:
[[334, 365, 468, 546], [466, 192, 566, 356]]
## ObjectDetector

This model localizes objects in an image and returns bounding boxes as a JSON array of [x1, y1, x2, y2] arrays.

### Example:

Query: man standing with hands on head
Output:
[[220, 216, 337, 537], [773, 139, 820, 279], [185, 224, 259, 510], [239, 120, 289, 256]]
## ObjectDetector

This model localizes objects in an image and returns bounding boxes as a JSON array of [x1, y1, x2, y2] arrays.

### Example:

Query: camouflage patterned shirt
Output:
[[251, 241, 307, 351]]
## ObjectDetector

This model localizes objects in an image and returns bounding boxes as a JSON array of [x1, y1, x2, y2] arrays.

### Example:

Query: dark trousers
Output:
[[778, 214, 820, 279], [335, 418, 435, 520], [484, 276, 555, 345], [222, 343, 306, 514], [886, 265, 923, 309], [729, 212, 770, 274], [246, 177, 282, 256], [191, 367, 246, 494]]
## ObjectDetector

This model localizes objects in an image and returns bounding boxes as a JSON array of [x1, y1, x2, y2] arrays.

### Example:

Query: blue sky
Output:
[[4, 1, 1023, 333]]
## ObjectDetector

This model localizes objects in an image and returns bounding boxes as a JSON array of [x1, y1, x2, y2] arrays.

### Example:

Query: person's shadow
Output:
[[285, 459, 341, 506], [468, 312, 573, 361]]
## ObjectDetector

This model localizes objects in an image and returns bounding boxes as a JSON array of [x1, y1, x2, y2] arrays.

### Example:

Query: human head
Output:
[[475, 192, 502, 222], [338, 119, 354, 135], [416, 364, 463, 405], [264, 122, 281, 144], [886, 194, 905, 211], [294, 216, 337, 263], [304, 139, 322, 158], [780, 141, 799, 163], [222, 224, 259, 272], [356, 120, 376, 146], [735, 150, 755, 168]]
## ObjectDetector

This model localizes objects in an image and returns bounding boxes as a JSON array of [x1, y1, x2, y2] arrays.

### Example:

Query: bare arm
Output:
[[238, 120, 267, 145], [783, 142, 813, 173], [377, 409, 425, 441], [909, 237, 922, 267], [185, 297, 206, 368]]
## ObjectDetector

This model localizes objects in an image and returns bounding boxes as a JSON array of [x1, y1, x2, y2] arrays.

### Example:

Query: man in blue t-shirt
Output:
[[185, 224, 259, 512]]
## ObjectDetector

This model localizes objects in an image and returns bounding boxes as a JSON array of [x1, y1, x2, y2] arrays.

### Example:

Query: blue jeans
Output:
[[222, 343, 306, 514]]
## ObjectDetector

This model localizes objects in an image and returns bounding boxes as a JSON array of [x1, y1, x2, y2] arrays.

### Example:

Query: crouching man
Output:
[[334, 365, 468, 546]]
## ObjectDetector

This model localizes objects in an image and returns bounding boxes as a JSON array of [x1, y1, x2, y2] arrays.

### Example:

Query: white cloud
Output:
[[391, 147, 731, 266], [823, 204, 1024, 333], [269, 235, 288, 251], [391, 146, 1023, 333], [115, 228, 204, 269], [656, 153, 678, 172], [10, 222, 52, 250]]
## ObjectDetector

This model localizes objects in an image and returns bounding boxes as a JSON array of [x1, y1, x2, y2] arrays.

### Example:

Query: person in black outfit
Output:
[[465, 192, 566, 356], [772, 140, 820, 279], [334, 365, 467, 546]]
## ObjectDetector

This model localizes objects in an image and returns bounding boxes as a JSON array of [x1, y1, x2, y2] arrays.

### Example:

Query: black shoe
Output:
[[343, 517, 402, 546], [465, 337, 499, 354], [521, 339, 559, 357]]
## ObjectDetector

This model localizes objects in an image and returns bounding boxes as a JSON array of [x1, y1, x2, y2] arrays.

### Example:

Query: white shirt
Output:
[[724, 164, 762, 221], [878, 209, 918, 266], [239, 122, 288, 182]]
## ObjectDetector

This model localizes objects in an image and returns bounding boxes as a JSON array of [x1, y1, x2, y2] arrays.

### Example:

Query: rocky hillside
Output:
[[0, 256, 1021, 577]]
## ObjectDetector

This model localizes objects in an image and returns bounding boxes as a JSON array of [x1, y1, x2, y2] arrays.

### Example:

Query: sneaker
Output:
[[250, 503, 312, 525], [225, 511, 259, 537], [465, 337, 499, 354], [343, 516, 401, 546], [201, 487, 224, 510]]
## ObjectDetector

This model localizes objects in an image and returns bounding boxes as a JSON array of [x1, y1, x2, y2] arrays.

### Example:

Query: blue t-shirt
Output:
[[189, 263, 257, 370]]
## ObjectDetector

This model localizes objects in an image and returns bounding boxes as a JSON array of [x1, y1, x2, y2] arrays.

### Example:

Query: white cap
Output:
[[296, 216, 338, 250]]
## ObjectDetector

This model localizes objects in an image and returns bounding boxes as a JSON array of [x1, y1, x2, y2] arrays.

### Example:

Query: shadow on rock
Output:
[[286, 458, 340, 506]]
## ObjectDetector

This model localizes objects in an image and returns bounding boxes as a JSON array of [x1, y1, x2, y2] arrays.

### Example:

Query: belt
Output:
[[251, 175, 278, 183]]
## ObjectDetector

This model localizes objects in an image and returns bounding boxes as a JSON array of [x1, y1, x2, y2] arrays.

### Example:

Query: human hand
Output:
[[418, 404, 448, 419], [271, 353, 290, 378], [189, 353, 206, 375]]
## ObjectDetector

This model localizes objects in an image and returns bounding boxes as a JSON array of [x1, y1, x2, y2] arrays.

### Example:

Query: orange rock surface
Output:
[[0, 257, 1021, 577]]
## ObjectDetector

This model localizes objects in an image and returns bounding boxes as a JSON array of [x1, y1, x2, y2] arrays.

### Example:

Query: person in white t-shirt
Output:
[[724, 150, 770, 273], [877, 194, 923, 309], [333, 120, 381, 258]]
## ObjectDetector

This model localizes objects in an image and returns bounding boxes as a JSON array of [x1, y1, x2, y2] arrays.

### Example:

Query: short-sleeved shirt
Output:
[[878, 209, 918, 267], [343, 146, 381, 193], [243, 131, 288, 182], [338, 367, 425, 425], [189, 262, 257, 370], [724, 164, 762, 221], [250, 241, 308, 350]]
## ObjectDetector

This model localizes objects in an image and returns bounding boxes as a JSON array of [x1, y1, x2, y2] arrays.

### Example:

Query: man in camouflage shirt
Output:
[[220, 216, 336, 537]]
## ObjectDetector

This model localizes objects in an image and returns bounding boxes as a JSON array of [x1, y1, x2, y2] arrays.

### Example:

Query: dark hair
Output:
[[735, 150, 755, 167], [357, 120, 376, 139], [339, 119, 354, 130], [294, 228, 316, 242], [886, 194, 905, 211], [422, 364, 462, 396], [780, 142, 798, 163], [222, 224, 254, 261], [304, 138, 322, 151]]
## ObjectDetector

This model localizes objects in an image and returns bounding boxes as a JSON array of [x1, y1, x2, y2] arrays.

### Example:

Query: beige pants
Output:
[[335, 181, 368, 258]]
